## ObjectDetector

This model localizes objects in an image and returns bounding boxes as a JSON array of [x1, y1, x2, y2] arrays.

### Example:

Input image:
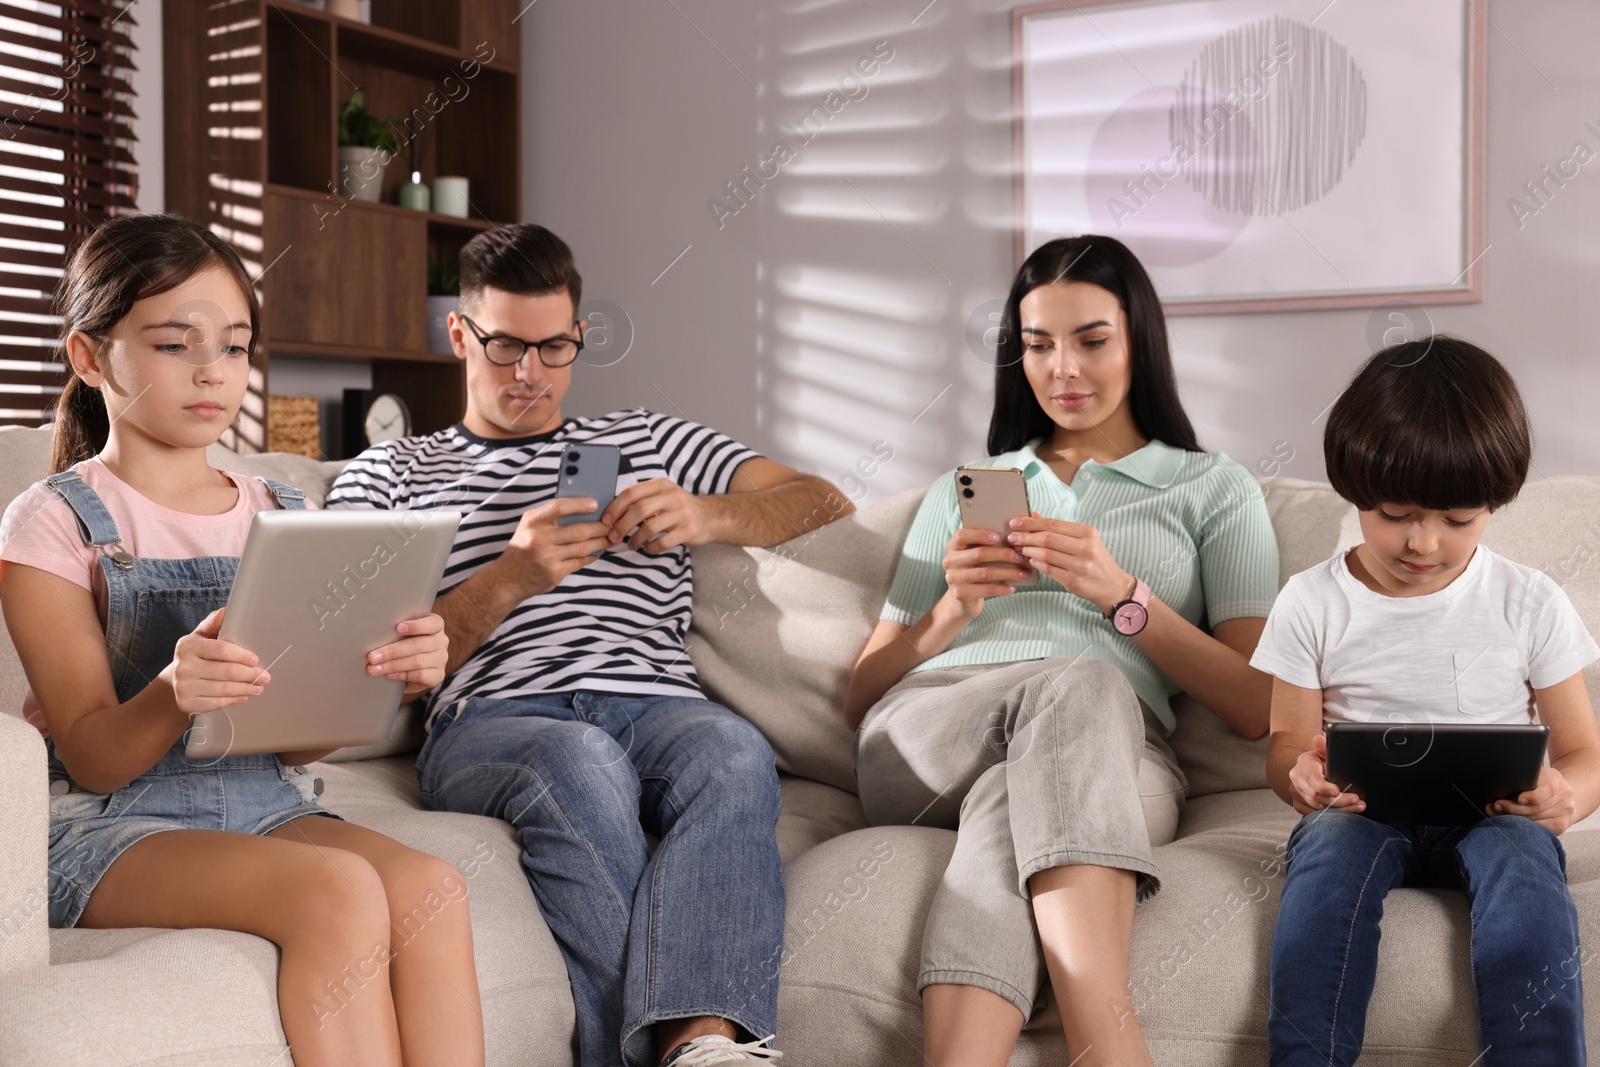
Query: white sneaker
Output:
[[661, 1034, 784, 1065]]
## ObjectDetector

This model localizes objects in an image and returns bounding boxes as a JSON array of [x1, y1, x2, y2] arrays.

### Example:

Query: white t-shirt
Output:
[[1250, 544, 1599, 725]]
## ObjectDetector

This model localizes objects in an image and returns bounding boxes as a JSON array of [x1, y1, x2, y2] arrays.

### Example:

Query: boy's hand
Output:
[[367, 612, 448, 697], [1491, 765, 1578, 834], [1288, 734, 1366, 815]]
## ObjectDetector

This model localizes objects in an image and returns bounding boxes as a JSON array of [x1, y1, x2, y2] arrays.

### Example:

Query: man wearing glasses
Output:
[[326, 224, 850, 1067]]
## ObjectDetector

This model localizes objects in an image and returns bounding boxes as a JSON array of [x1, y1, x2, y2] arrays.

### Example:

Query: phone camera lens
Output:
[[569, 450, 582, 460], [958, 475, 972, 486], [565, 465, 579, 475], [961, 488, 975, 499]]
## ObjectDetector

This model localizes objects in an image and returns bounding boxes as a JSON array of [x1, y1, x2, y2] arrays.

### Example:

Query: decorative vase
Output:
[[433, 176, 470, 218], [427, 296, 458, 354], [338, 145, 390, 203], [399, 171, 430, 211]]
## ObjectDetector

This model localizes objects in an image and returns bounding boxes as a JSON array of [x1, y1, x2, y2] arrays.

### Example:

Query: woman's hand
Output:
[[937, 527, 1034, 622], [1007, 513, 1132, 613], [845, 528, 1021, 726], [159, 606, 270, 716], [1287, 734, 1365, 815], [1491, 766, 1578, 834], [367, 612, 449, 697]]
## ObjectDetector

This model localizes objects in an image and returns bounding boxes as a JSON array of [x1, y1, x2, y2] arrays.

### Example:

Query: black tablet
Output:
[[1323, 721, 1549, 826]]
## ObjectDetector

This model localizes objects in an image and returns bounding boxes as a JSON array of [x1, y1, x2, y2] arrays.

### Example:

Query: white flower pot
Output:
[[427, 296, 458, 355], [338, 145, 390, 203]]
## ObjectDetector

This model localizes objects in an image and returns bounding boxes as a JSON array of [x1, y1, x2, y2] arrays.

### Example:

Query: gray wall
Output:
[[522, 0, 1600, 506]]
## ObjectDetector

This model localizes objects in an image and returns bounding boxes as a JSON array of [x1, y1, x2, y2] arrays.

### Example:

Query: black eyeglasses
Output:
[[459, 314, 585, 368]]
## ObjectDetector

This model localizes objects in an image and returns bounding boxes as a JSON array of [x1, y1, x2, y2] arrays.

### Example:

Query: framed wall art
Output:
[[1013, 0, 1486, 313]]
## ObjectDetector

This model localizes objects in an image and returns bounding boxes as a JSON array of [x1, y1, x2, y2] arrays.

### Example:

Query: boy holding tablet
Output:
[[327, 224, 851, 1067], [1253, 336, 1600, 1066]]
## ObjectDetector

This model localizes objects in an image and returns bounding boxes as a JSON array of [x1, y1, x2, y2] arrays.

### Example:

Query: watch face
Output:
[[365, 394, 408, 443], [1113, 601, 1148, 635]]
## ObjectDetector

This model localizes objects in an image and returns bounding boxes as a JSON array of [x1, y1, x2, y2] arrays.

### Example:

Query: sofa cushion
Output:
[[773, 818, 1600, 1065], [204, 441, 346, 506], [0, 713, 48, 978], [1175, 787, 1293, 838], [0, 753, 578, 1067], [1476, 476, 1600, 711], [1166, 694, 1271, 798], [688, 487, 925, 793], [1160, 477, 1356, 796], [775, 776, 869, 862], [0, 928, 292, 1066], [0, 427, 52, 727], [1257, 476, 1365, 587]]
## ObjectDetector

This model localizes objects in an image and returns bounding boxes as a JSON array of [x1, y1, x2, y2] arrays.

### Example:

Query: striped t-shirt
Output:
[[325, 408, 760, 728], [881, 437, 1279, 732]]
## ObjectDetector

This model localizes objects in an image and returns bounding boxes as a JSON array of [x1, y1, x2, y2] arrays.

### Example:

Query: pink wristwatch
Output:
[[1105, 577, 1150, 636]]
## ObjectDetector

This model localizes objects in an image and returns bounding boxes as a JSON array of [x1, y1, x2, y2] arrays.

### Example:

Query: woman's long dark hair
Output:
[[50, 213, 259, 474], [986, 235, 1201, 457]]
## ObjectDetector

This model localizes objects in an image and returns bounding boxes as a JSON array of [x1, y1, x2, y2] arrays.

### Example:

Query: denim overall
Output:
[[42, 467, 338, 928]]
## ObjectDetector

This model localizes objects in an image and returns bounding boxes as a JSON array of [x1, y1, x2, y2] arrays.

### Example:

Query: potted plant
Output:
[[427, 251, 460, 355], [337, 90, 400, 203]]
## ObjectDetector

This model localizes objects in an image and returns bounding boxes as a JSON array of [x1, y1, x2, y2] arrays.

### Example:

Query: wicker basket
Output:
[[265, 395, 322, 458]]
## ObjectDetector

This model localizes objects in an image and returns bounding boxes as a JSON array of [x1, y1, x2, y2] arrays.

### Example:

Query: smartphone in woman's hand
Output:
[[955, 466, 1039, 585]]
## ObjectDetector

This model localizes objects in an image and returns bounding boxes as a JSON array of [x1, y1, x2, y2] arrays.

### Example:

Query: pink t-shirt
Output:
[[0, 458, 314, 735]]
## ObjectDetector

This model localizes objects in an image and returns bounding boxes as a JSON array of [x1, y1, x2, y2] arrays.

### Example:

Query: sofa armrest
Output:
[[0, 713, 48, 975]]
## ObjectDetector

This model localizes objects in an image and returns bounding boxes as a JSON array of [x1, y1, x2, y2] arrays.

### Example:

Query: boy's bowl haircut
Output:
[[1323, 334, 1531, 513]]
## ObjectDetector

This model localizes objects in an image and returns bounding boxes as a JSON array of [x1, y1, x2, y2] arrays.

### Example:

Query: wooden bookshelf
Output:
[[162, 0, 523, 453]]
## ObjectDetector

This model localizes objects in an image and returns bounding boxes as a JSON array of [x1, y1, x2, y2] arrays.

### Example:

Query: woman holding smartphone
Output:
[[844, 235, 1278, 1067]]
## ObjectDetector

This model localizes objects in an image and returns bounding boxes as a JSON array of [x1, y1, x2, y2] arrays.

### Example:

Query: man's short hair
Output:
[[458, 223, 582, 315], [1324, 334, 1530, 512]]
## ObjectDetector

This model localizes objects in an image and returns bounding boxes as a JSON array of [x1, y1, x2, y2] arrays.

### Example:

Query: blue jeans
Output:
[[416, 692, 784, 1067], [1269, 810, 1584, 1066]]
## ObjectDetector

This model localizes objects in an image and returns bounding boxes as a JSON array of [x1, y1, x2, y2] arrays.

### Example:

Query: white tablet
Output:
[[184, 509, 461, 759]]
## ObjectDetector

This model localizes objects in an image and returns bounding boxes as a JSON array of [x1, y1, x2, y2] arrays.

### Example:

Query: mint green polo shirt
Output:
[[880, 438, 1279, 733]]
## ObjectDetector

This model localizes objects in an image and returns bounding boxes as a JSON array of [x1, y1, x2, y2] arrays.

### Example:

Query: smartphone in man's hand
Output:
[[555, 443, 622, 526]]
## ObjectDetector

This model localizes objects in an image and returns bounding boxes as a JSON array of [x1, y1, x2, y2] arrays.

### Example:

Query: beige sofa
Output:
[[1, 421, 1597, 1065]]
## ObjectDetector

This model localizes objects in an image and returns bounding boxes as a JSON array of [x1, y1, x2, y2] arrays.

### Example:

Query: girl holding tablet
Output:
[[0, 214, 482, 1067], [845, 236, 1279, 1067]]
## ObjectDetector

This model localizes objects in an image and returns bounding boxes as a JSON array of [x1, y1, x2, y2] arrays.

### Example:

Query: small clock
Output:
[[342, 389, 413, 458]]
